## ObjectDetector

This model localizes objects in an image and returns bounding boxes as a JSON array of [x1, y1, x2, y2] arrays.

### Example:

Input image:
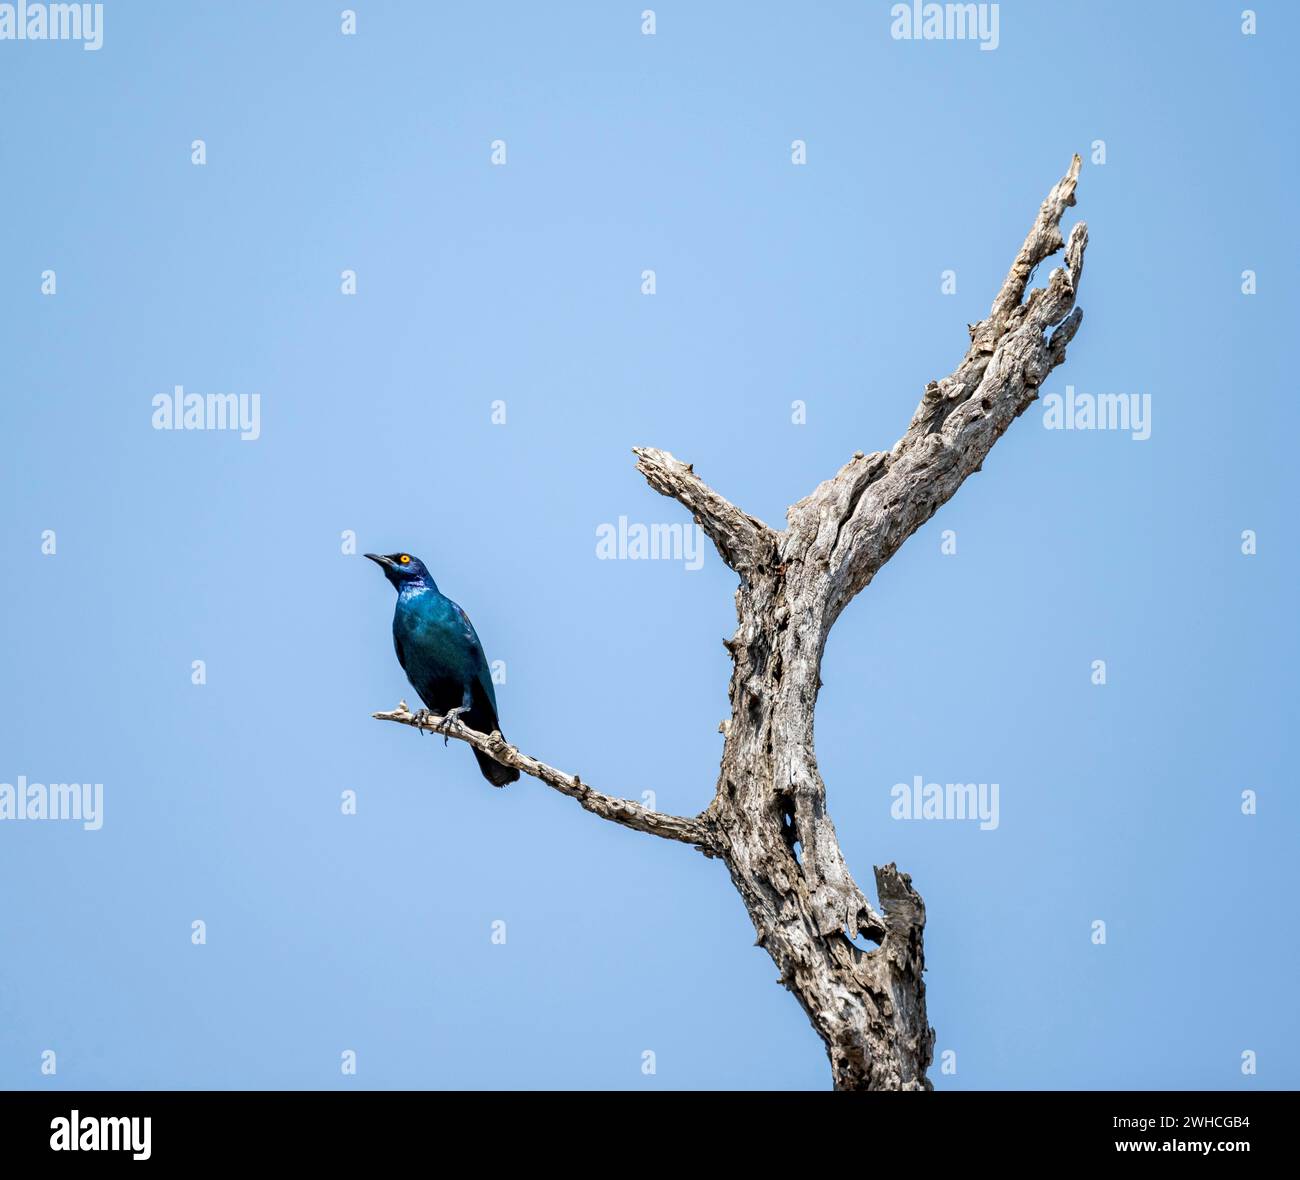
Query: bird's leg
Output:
[[438, 705, 471, 746], [410, 708, 435, 735]]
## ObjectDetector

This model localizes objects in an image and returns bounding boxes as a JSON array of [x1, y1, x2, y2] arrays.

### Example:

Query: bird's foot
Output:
[[411, 708, 434, 735], [438, 706, 470, 746]]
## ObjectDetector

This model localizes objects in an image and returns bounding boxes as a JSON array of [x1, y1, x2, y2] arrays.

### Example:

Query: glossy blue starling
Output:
[[366, 552, 519, 787]]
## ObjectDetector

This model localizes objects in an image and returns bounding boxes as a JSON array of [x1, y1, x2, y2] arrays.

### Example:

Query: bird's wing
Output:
[[468, 674, 501, 736], [451, 604, 501, 718]]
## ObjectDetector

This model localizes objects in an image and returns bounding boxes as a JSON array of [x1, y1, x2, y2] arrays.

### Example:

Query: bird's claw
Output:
[[411, 708, 434, 736], [438, 706, 470, 746]]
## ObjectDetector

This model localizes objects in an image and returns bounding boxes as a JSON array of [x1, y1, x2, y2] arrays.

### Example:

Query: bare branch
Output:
[[786, 156, 1088, 622], [974, 152, 1082, 351], [633, 446, 779, 575], [899, 155, 1086, 451], [372, 701, 713, 849]]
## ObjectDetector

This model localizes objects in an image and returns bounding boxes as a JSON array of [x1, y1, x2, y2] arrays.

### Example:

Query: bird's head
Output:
[[364, 551, 433, 590]]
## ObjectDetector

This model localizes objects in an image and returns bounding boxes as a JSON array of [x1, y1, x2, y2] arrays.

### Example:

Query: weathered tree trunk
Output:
[[708, 554, 932, 1090], [378, 157, 1088, 1091]]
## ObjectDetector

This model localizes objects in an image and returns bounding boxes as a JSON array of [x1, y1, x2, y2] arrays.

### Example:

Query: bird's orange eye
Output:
[[399, 554, 411, 564]]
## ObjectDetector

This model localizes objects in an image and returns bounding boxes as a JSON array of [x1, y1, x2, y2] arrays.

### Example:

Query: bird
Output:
[[365, 552, 519, 787]]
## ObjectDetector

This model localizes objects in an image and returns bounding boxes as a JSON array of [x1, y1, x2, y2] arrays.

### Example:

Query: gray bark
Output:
[[376, 157, 1088, 1091]]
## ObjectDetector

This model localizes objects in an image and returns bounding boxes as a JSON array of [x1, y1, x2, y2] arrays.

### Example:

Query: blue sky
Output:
[[1, 1, 1295, 1090]]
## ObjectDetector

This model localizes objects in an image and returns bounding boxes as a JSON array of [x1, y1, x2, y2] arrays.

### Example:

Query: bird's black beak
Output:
[[364, 553, 393, 570]]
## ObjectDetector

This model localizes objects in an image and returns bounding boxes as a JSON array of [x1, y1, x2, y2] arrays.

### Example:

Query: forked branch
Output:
[[787, 155, 1088, 622]]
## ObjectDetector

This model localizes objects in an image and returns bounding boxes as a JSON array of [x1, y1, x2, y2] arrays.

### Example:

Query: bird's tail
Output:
[[474, 746, 519, 788]]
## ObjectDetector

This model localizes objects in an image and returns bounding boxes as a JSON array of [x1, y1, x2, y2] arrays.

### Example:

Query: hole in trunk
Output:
[[843, 929, 879, 953], [779, 798, 801, 865]]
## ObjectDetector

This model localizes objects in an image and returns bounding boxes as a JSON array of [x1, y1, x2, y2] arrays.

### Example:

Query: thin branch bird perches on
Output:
[[373, 156, 1088, 1090], [372, 701, 711, 848]]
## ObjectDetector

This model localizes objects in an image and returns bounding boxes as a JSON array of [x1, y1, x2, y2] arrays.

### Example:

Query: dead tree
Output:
[[375, 157, 1088, 1091]]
